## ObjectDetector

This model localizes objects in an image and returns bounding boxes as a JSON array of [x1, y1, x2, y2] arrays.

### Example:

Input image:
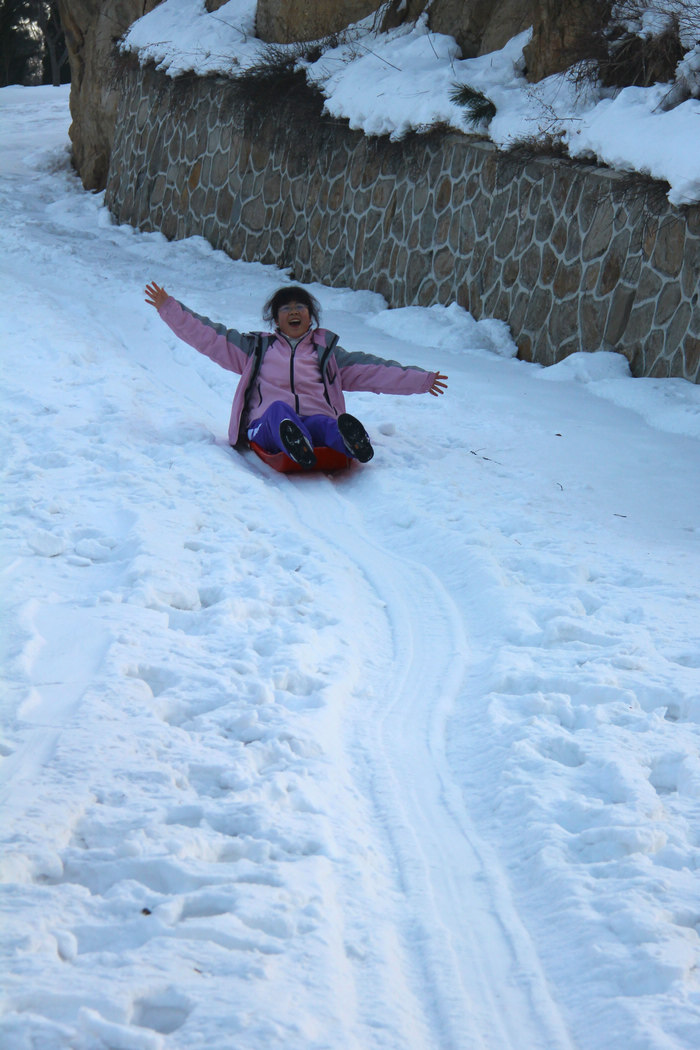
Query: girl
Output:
[[145, 282, 448, 469]]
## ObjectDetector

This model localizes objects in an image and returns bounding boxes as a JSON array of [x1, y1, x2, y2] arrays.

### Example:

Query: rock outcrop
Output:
[[427, 0, 533, 58], [383, 0, 601, 81], [57, 0, 162, 190], [522, 0, 599, 82], [255, 0, 381, 43], [256, 0, 535, 56]]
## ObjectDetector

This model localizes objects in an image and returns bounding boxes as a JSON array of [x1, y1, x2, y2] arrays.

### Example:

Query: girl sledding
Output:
[[145, 282, 447, 471]]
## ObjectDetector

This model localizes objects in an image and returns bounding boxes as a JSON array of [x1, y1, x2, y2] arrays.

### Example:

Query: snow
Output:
[[366, 303, 517, 358], [2, 84, 700, 1050], [123, 0, 260, 78], [121, 2, 700, 205]]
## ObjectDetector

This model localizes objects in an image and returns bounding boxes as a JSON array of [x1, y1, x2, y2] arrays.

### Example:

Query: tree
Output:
[[0, 0, 69, 86], [36, 0, 69, 85], [0, 0, 37, 84]]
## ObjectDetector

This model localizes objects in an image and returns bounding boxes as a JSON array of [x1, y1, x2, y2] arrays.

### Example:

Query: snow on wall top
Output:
[[122, 0, 700, 206]]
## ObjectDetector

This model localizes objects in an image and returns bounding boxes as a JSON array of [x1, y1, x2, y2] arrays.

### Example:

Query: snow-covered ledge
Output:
[[106, 63, 700, 382]]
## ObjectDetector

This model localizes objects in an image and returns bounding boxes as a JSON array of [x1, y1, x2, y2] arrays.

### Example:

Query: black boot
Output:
[[338, 413, 374, 463], [279, 419, 317, 469]]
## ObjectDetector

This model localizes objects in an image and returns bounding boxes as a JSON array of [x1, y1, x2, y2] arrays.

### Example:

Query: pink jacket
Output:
[[159, 297, 436, 445]]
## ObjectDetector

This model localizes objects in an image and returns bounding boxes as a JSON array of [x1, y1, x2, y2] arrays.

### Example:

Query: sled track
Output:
[[282, 475, 575, 1050]]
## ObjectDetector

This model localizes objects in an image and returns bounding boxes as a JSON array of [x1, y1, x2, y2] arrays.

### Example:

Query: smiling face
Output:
[[276, 301, 311, 339]]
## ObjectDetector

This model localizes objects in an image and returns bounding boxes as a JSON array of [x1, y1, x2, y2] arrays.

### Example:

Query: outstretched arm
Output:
[[145, 281, 168, 310], [429, 372, 448, 396], [338, 346, 448, 398], [143, 280, 252, 375]]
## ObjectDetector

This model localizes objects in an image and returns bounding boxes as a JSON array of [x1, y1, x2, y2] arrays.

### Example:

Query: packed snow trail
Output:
[[276, 474, 576, 1050], [2, 86, 700, 1050]]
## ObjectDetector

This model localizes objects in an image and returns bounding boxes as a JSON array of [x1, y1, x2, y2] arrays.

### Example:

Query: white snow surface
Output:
[[122, 1, 700, 205], [2, 85, 700, 1050]]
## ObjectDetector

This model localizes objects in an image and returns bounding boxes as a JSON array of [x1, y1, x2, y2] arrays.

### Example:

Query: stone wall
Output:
[[105, 64, 700, 382]]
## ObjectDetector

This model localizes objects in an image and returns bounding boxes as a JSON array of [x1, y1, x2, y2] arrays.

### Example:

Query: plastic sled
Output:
[[249, 441, 353, 474]]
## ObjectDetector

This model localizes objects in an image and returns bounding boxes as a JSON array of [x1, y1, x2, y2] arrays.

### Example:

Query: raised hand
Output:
[[144, 281, 168, 310], [429, 372, 448, 396]]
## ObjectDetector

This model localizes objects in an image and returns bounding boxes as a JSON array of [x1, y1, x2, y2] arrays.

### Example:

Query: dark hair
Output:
[[262, 286, 321, 327]]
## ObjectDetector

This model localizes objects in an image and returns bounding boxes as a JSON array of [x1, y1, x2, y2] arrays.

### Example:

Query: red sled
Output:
[[249, 441, 353, 474]]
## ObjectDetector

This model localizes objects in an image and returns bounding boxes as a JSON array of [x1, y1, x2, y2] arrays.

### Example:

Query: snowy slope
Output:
[[2, 86, 700, 1050]]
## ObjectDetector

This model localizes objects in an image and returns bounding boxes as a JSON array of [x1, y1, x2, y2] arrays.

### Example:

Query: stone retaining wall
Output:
[[106, 64, 700, 381]]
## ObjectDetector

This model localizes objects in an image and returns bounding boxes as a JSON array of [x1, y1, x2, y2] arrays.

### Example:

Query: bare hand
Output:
[[429, 372, 448, 396], [145, 281, 168, 310]]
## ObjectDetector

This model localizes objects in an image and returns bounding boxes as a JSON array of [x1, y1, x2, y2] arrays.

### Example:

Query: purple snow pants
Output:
[[247, 400, 348, 455]]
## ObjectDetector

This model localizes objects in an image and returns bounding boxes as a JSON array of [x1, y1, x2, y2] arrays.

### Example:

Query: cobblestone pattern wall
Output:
[[106, 65, 700, 381]]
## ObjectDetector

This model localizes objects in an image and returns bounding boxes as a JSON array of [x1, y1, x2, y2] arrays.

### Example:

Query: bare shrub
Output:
[[563, 1, 696, 92], [228, 41, 333, 120]]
